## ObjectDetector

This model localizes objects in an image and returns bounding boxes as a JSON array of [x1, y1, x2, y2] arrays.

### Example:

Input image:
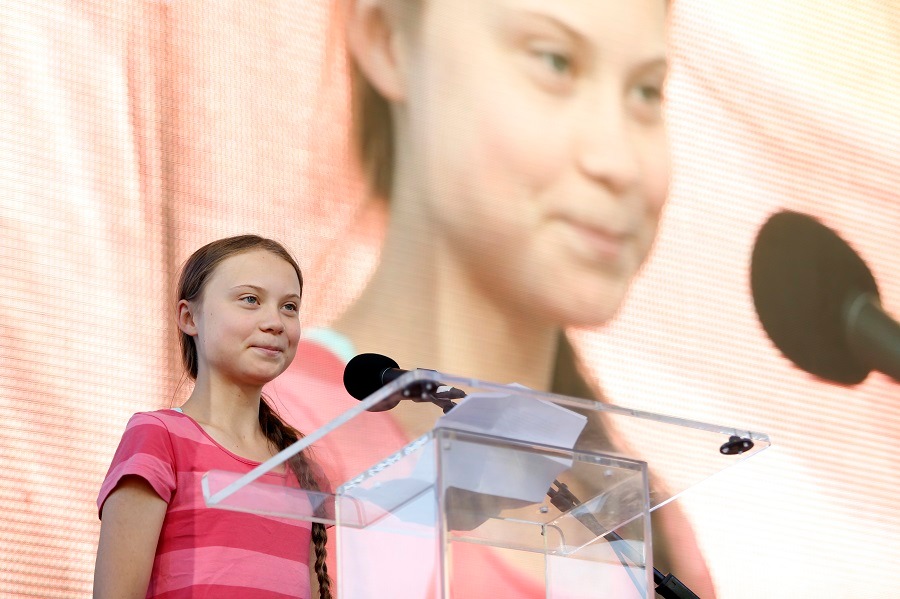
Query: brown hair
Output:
[[351, 63, 395, 201], [177, 235, 332, 599], [347, 0, 423, 201]]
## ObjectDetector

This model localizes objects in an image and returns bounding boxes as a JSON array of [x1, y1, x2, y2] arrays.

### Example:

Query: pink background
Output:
[[0, 1, 898, 596]]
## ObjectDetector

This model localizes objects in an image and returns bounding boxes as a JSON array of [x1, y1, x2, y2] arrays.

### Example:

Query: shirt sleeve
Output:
[[97, 412, 177, 518]]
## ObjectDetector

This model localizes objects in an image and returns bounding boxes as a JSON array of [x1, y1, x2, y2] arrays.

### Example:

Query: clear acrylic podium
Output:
[[202, 371, 770, 598]]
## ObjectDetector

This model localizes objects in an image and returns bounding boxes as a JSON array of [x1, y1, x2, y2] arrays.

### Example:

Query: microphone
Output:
[[750, 210, 900, 384], [343, 353, 465, 412], [343, 352, 409, 401]]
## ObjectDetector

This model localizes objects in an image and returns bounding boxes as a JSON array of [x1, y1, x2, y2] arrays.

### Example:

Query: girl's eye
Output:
[[524, 44, 577, 94], [537, 50, 572, 75], [283, 303, 299, 313], [628, 77, 666, 123], [634, 83, 663, 104], [241, 296, 259, 305]]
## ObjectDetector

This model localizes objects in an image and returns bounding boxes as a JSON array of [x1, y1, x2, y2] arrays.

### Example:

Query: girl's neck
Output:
[[180, 375, 263, 439], [180, 375, 286, 471]]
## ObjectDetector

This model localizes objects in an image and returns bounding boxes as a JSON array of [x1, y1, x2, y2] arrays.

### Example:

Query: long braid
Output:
[[310, 520, 332, 598], [259, 399, 333, 599]]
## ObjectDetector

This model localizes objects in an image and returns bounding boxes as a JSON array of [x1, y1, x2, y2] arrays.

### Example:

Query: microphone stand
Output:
[[547, 480, 700, 599], [404, 383, 702, 599]]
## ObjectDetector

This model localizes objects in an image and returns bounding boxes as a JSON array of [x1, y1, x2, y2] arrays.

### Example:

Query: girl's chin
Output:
[[542, 283, 631, 328], [238, 369, 288, 388]]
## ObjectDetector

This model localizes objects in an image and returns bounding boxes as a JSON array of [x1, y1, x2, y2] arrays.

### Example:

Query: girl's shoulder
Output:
[[121, 408, 195, 440], [135, 407, 184, 418], [126, 407, 186, 425]]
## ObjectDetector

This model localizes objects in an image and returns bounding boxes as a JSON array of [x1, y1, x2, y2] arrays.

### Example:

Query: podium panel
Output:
[[333, 428, 651, 598], [202, 370, 770, 598]]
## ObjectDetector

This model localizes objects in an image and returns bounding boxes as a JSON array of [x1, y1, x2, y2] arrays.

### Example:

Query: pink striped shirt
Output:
[[98, 409, 313, 598]]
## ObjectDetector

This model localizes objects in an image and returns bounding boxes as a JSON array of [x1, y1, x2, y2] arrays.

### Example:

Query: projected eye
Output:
[[634, 83, 662, 103], [627, 77, 665, 122], [537, 49, 572, 75], [240, 295, 259, 305], [526, 45, 577, 93]]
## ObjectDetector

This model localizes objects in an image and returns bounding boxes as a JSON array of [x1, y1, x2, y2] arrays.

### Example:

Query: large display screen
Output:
[[1, 1, 898, 597]]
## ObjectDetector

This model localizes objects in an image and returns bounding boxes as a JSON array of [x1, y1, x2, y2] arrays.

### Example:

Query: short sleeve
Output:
[[97, 412, 177, 518]]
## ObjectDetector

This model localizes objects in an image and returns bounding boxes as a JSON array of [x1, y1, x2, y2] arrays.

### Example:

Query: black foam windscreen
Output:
[[750, 211, 879, 384], [343, 352, 400, 400]]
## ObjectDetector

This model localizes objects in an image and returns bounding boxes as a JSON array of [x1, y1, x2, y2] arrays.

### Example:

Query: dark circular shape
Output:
[[343, 352, 400, 400], [750, 211, 878, 384], [719, 435, 754, 455]]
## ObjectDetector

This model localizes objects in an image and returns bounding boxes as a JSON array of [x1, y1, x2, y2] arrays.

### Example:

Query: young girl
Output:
[[94, 235, 332, 599]]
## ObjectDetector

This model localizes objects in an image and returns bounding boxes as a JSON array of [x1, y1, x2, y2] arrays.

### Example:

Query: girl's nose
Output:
[[576, 93, 641, 195], [260, 306, 286, 333]]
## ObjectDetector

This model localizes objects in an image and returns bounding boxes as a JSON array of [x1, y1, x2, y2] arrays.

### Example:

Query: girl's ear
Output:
[[346, 0, 412, 102], [176, 300, 198, 337]]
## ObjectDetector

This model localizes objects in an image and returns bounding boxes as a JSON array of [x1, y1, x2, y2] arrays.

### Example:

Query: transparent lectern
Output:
[[202, 371, 769, 598]]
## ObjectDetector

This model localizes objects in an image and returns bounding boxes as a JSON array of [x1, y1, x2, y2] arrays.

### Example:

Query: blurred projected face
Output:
[[388, 0, 669, 326]]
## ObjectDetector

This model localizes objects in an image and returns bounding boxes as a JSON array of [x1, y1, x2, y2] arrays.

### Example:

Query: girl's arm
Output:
[[93, 475, 167, 599]]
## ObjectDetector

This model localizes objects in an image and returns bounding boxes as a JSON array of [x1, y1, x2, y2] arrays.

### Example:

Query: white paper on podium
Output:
[[433, 387, 588, 502]]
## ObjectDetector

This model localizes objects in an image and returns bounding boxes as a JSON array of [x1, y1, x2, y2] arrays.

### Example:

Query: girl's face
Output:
[[388, 0, 669, 326], [185, 250, 303, 388]]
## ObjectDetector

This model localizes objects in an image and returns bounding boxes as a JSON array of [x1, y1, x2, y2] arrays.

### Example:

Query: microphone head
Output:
[[343, 352, 400, 400], [750, 210, 878, 384]]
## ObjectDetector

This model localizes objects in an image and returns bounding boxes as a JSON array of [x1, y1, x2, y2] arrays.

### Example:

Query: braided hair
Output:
[[259, 399, 333, 599]]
